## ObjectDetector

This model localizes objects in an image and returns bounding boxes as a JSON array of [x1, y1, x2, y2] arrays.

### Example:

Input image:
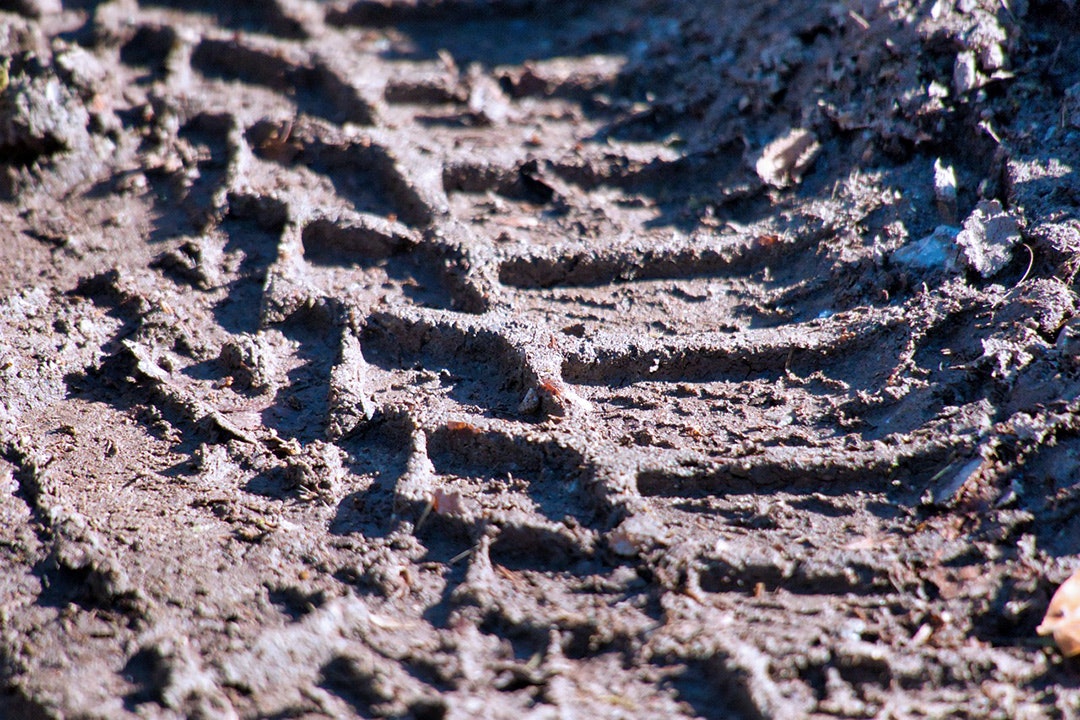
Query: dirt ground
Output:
[[2, 0, 1080, 717]]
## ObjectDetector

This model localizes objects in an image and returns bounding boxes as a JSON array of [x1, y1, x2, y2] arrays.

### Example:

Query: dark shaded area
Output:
[[300, 217, 482, 311], [118, 24, 177, 83], [663, 658, 753, 720], [266, 585, 327, 620], [212, 198, 288, 334], [318, 655, 448, 719], [0, 690, 54, 720], [281, 138, 432, 226], [174, 112, 232, 232], [361, 314, 528, 414], [301, 218, 414, 265], [487, 524, 589, 572], [427, 426, 593, 525], [698, 556, 889, 597], [192, 40, 374, 125], [0, 133, 65, 169], [253, 310, 342, 445], [142, 0, 308, 39], [0, 55, 87, 198], [634, 454, 929, 506], [329, 0, 584, 26], [0, 0, 52, 18], [328, 0, 606, 66], [561, 324, 904, 389], [121, 647, 163, 712], [124, 110, 237, 244], [331, 418, 413, 537]]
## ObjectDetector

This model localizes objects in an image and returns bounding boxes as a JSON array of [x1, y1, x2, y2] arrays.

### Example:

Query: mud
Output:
[[3, 0, 1080, 718]]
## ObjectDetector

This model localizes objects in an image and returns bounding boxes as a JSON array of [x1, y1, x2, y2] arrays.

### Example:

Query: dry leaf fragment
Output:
[[432, 488, 475, 518], [446, 419, 479, 433], [537, 378, 592, 414], [755, 128, 821, 188], [607, 514, 668, 557], [1037, 570, 1080, 656]]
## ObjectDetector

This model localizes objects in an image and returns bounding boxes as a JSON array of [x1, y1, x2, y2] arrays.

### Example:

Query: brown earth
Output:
[[3, 0, 1080, 717]]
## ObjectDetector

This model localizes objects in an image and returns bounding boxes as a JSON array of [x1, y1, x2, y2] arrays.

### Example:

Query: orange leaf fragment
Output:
[[1038, 570, 1080, 657], [537, 379, 563, 398], [446, 420, 478, 433], [432, 488, 471, 517]]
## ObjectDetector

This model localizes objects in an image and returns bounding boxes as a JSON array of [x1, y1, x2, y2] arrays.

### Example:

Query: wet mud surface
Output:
[[3, 0, 1080, 717]]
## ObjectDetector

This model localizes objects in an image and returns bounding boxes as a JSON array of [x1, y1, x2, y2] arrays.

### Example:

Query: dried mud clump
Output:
[[0, 56, 89, 191], [955, 199, 1022, 278]]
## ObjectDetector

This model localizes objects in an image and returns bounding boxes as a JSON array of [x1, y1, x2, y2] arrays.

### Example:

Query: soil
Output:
[[3, 0, 1080, 717]]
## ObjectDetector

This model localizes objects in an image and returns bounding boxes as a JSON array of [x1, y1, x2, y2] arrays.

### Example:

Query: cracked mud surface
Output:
[[3, 0, 1080, 717]]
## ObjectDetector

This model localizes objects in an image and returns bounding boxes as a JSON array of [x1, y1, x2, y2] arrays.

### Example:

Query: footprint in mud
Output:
[[83, 0, 1022, 619]]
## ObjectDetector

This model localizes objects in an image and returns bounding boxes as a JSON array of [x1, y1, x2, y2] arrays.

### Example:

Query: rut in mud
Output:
[[3, 0, 1080, 717]]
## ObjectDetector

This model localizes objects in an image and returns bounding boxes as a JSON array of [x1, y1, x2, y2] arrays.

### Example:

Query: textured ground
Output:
[[3, 0, 1080, 718]]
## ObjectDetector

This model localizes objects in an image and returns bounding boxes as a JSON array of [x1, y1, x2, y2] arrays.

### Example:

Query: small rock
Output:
[[891, 225, 961, 272], [928, 80, 950, 100], [953, 50, 983, 94], [980, 42, 1006, 72], [933, 158, 958, 224], [517, 386, 540, 414], [467, 66, 510, 125]]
